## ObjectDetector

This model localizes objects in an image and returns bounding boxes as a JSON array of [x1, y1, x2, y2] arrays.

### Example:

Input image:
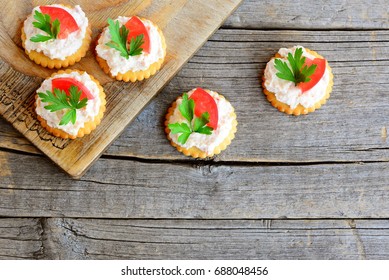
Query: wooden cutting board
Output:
[[0, 0, 242, 178]]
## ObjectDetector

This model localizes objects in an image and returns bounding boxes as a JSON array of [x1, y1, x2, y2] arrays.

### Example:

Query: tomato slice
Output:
[[52, 78, 94, 100], [298, 57, 327, 93], [189, 88, 218, 130], [40, 6, 79, 39], [124, 16, 150, 53]]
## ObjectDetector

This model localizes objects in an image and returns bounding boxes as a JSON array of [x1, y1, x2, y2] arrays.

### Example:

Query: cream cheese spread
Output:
[[168, 89, 235, 155], [96, 16, 164, 76], [24, 4, 88, 60], [264, 46, 330, 109], [36, 72, 101, 136]]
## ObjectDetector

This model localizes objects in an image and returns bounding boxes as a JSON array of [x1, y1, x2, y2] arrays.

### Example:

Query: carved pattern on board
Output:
[[0, 60, 70, 150]]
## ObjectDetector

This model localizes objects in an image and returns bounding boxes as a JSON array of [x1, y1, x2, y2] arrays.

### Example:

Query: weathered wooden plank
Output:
[[43, 218, 389, 259], [0, 117, 39, 154], [2, 30, 389, 163], [225, 0, 389, 29], [1, 218, 386, 259], [1, 150, 389, 218], [0, 218, 43, 259]]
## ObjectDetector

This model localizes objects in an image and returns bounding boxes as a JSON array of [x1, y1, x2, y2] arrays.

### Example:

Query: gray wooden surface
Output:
[[2, 218, 386, 259], [1, 0, 389, 259]]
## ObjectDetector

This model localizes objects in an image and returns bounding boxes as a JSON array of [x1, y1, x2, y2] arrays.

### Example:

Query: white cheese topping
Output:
[[96, 16, 164, 76], [264, 46, 330, 109], [168, 89, 235, 155], [36, 72, 101, 136], [24, 4, 88, 60]]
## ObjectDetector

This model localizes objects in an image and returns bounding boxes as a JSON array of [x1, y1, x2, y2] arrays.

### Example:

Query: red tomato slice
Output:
[[124, 16, 150, 53], [298, 57, 327, 93], [52, 78, 94, 100], [189, 88, 218, 130], [40, 6, 79, 39]]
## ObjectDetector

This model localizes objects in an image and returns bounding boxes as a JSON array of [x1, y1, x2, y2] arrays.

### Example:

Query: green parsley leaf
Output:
[[30, 10, 60, 42], [178, 133, 191, 145], [30, 34, 53, 43], [196, 126, 213, 135], [105, 18, 144, 58], [51, 18, 60, 39], [60, 109, 76, 126], [106, 19, 129, 59], [38, 85, 88, 126], [301, 64, 317, 81], [193, 112, 213, 135], [193, 112, 210, 132], [178, 93, 194, 123], [274, 47, 318, 85], [168, 123, 191, 134], [168, 95, 214, 145], [128, 34, 144, 56], [288, 47, 304, 74], [32, 11, 51, 33], [274, 59, 295, 83]]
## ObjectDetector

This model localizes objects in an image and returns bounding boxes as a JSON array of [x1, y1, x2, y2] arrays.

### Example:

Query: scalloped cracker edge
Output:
[[35, 69, 106, 139], [95, 19, 166, 82], [262, 48, 334, 116], [164, 91, 237, 159]]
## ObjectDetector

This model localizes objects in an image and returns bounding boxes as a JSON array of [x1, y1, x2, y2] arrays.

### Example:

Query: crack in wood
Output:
[[220, 26, 389, 31], [347, 219, 367, 260], [60, 219, 193, 245], [98, 155, 389, 167], [37, 218, 46, 260]]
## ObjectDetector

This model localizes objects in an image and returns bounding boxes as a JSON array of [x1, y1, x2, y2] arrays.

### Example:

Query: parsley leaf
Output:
[[178, 93, 194, 122], [128, 34, 144, 56], [105, 18, 144, 58], [60, 109, 76, 126], [38, 86, 88, 126], [30, 10, 60, 42], [193, 112, 210, 132], [274, 47, 317, 85], [178, 133, 191, 145], [168, 123, 191, 134], [106, 19, 129, 59], [168, 93, 214, 145], [168, 121, 192, 145], [274, 59, 295, 83]]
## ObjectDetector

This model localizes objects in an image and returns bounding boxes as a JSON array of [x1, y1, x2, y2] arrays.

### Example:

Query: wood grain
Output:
[[225, 0, 389, 29], [0, 0, 242, 178], [0, 218, 43, 259], [3, 218, 388, 259], [42, 218, 389, 259], [2, 150, 389, 219], [3, 30, 389, 163]]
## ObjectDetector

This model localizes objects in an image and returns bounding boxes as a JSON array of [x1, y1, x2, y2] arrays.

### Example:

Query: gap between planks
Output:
[[1, 145, 389, 167], [3, 216, 389, 222], [220, 26, 389, 32]]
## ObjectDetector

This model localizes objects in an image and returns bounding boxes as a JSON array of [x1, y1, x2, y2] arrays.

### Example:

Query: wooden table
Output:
[[1, 0, 389, 259]]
